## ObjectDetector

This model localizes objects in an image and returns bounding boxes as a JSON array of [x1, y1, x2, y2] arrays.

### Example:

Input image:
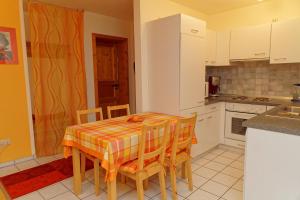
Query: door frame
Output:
[[92, 33, 129, 110]]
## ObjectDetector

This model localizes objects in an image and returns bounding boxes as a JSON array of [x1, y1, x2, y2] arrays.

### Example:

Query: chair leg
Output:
[[80, 153, 86, 180], [143, 179, 149, 190], [94, 159, 100, 196], [159, 170, 167, 200], [121, 175, 126, 184], [136, 175, 144, 200], [181, 162, 187, 179], [170, 167, 178, 200], [186, 160, 193, 191]]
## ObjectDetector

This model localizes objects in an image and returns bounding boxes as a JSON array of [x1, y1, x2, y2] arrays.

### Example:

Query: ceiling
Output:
[[24, 0, 133, 21], [171, 0, 268, 15]]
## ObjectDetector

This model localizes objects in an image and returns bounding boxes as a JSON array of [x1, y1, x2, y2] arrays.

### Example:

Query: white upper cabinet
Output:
[[216, 31, 230, 66], [230, 24, 271, 60], [181, 14, 206, 37], [205, 29, 217, 65], [270, 18, 300, 64], [205, 30, 230, 66]]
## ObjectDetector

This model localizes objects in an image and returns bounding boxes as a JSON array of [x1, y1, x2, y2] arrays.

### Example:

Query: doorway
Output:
[[92, 34, 129, 119]]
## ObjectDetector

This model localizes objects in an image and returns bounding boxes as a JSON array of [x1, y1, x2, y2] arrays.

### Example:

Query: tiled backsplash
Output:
[[206, 61, 300, 97]]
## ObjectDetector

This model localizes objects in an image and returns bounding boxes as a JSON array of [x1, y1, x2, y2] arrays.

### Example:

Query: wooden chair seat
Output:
[[118, 120, 170, 200]]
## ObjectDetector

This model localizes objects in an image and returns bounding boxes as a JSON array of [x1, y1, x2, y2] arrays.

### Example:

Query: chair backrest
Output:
[[76, 108, 104, 125], [107, 104, 130, 119], [170, 114, 197, 162], [137, 120, 170, 171]]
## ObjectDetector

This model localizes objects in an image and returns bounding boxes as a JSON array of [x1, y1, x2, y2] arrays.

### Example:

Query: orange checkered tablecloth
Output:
[[63, 112, 196, 182]]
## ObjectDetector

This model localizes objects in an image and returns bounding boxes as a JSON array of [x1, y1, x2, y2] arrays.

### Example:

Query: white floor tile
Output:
[[192, 158, 210, 166], [213, 156, 234, 165], [230, 161, 244, 170], [103, 182, 133, 197], [210, 148, 226, 155], [201, 181, 229, 197], [16, 160, 39, 171], [38, 182, 68, 199], [191, 163, 201, 171], [221, 152, 241, 160], [50, 191, 79, 200], [232, 179, 244, 191], [15, 192, 44, 200], [143, 181, 161, 198], [222, 188, 243, 200], [202, 153, 218, 161], [0, 165, 19, 177], [237, 156, 244, 162], [74, 181, 95, 199], [193, 167, 218, 179], [152, 190, 184, 200], [81, 192, 107, 200], [119, 190, 150, 200], [187, 189, 219, 200], [222, 167, 243, 179], [183, 173, 208, 188], [205, 161, 226, 172], [168, 180, 197, 198], [212, 173, 238, 187]]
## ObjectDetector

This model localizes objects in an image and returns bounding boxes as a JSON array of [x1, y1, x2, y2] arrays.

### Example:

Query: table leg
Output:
[[107, 177, 117, 200], [72, 147, 82, 195]]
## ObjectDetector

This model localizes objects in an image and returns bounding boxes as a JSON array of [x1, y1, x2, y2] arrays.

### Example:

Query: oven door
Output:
[[225, 111, 256, 141]]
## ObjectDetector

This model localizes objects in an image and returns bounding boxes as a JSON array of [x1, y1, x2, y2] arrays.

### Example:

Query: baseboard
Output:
[[0, 155, 35, 168]]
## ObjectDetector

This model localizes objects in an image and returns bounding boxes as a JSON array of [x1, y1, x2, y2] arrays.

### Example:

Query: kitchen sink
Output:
[[266, 106, 300, 120]]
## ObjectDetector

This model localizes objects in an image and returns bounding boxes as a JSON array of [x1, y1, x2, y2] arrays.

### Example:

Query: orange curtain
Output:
[[28, 2, 87, 156]]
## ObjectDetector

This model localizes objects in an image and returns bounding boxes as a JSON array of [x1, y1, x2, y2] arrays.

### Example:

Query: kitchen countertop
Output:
[[205, 94, 300, 136], [243, 102, 300, 136], [205, 94, 291, 106]]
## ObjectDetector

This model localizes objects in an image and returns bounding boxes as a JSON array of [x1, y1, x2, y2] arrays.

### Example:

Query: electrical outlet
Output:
[[0, 139, 11, 147]]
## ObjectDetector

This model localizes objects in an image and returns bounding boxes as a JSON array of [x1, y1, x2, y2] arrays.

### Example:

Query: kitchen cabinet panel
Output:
[[230, 24, 271, 60], [180, 34, 206, 110], [191, 105, 223, 158], [216, 31, 230, 66], [270, 18, 300, 64], [205, 29, 217, 65], [205, 30, 230, 66]]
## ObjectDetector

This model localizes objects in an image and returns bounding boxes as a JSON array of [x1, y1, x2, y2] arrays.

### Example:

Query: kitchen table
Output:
[[63, 112, 196, 200]]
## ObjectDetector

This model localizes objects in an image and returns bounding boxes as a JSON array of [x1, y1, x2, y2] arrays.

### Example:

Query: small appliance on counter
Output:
[[292, 83, 300, 102], [208, 76, 221, 97]]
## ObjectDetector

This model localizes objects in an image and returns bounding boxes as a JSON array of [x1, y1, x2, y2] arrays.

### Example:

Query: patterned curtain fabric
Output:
[[28, 2, 87, 156]]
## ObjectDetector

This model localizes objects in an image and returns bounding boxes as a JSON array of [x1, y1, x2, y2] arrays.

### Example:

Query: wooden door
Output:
[[93, 34, 129, 119]]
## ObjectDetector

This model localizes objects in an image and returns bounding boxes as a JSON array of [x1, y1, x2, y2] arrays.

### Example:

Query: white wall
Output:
[[133, 0, 207, 112], [84, 11, 136, 114]]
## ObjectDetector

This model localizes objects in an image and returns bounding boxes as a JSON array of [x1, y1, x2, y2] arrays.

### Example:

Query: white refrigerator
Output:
[[147, 14, 206, 116]]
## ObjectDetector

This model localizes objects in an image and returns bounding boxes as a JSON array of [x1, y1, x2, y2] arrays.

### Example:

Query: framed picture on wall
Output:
[[0, 27, 18, 64]]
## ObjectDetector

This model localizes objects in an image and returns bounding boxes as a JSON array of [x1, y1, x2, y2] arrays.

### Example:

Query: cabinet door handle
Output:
[[273, 57, 287, 61], [210, 106, 217, 110], [254, 52, 266, 56], [207, 116, 213, 119], [191, 29, 199, 34], [198, 119, 204, 122]]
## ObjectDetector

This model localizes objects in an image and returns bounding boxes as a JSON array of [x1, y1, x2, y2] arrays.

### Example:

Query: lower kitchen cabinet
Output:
[[191, 106, 224, 158]]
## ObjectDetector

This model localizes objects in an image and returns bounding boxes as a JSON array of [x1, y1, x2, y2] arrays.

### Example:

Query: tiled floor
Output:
[[0, 145, 244, 200]]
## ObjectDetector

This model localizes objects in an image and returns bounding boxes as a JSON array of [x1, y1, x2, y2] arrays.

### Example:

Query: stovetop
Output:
[[231, 96, 270, 102]]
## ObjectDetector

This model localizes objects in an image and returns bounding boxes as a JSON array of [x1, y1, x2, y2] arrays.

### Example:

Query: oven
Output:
[[225, 103, 267, 141]]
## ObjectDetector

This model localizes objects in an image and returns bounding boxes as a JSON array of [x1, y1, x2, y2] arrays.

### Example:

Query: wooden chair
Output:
[[118, 120, 170, 200], [107, 104, 130, 119], [166, 114, 197, 200], [76, 108, 104, 196]]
